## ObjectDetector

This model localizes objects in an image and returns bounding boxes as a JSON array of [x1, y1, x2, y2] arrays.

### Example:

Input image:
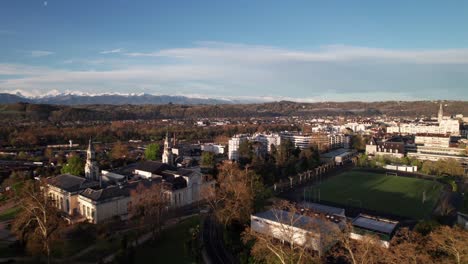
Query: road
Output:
[[202, 216, 237, 264]]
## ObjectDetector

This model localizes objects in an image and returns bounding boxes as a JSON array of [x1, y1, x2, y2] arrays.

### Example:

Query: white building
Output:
[[344, 123, 368, 133], [251, 209, 342, 256], [47, 145, 214, 224], [266, 134, 281, 152], [406, 135, 468, 164], [365, 137, 406, 158], [415, 135, 451, 148], [280, 132, 312, 150], [387, 104, 460, 136], [228, 134, 249, 161], [387, 120, 460, 136], [201, 143, 226, 155], [328, 133, 350, 149], [228, 133, 282, 161], [47, 174, 100, 220]]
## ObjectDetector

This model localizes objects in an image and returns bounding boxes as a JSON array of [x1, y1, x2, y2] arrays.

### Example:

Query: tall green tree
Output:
[[61, 154, 84, 176], [200, 151, 215, 168], [238, 140, 252, 165], [275, 139, 295, 167], [351, 134, 367, 151], [145, 143, 161, 161]]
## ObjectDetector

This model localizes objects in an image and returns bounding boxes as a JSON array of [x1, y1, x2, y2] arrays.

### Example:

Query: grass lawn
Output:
[[134, 216, 200, 264], [305, 170, 443, 219], [0, 206, 21, 221], [75, 238, 121, 262]]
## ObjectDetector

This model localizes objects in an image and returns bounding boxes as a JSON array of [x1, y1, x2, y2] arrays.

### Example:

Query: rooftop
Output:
[[47, 174, 99, 193], [299, 202, 345, 217], [253, 209, 341, 233], [352, 214, 398, 235], [134, 161, 175, 174], [321, 148, 353, 158]]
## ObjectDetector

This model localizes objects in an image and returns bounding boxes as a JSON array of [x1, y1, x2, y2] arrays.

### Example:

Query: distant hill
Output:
[[0, 93, 32, 104], [0, 100, 467, 123], [0, 93, 233, 105]]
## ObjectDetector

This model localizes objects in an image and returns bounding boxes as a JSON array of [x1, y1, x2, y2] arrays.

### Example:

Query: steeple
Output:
[[162, 131, 174, 166], [85, 139, 100, 181], [87, 139, 95, 161], [438, 103, 444, 123], [164, 131, 171, 149]]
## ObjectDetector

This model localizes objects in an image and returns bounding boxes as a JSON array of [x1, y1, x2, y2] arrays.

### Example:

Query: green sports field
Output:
[[305, 170, 443, 219]]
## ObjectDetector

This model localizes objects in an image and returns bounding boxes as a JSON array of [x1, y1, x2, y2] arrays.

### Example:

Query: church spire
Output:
[[438, 103, 444, 123], [87, 138, 95, 161], [162, 130, 173, 166], [85, 139, 99, 181]]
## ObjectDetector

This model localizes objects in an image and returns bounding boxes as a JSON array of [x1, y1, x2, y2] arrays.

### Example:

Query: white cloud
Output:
[[126, 42, 468, 64], [100, 48, 123, 54], [1, 42, 468, 101], [30, 50, 54, 57]]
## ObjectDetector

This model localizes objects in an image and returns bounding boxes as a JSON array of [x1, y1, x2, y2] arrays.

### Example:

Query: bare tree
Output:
[[111, 141, 129, 160], [12, 180, 63, 264], [243, 200, 339, 264], [202, 162, 255, 226], [429, 225, 468, 264], [385, 228, 432, 264], [129, 182, 168, 239], [330, 222, 386, 264]]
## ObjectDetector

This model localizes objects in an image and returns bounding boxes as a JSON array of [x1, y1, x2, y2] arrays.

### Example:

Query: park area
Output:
[[306, 170, 443, 219]]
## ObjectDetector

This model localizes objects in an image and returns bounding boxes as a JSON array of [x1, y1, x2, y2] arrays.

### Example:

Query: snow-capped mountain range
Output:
[[0, 92, 241, 105]]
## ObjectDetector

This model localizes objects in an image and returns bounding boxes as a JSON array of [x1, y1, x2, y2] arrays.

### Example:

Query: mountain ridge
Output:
[[0, 92, 235, 105]]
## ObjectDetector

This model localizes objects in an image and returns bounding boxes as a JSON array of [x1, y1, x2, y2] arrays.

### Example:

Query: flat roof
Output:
[[253, 209, 340, 233], [321, 148, 354, 158], [352, 214, 398, 235], [299, 202, 345, 217]]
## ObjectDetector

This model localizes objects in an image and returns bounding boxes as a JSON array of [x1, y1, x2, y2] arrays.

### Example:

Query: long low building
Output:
[[350, 214, 399, 248], [321, 148, 357, 165], [251, 209, 343, 256]]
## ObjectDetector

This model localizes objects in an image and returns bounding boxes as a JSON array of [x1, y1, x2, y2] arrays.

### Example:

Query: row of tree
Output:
[[235, 139, 321, 185], [0, 119, 299, 148], [356, 153, 465, 177]]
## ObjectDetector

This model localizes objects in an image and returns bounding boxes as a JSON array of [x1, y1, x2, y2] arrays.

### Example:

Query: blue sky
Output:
[[1, 0, 468, 101]]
